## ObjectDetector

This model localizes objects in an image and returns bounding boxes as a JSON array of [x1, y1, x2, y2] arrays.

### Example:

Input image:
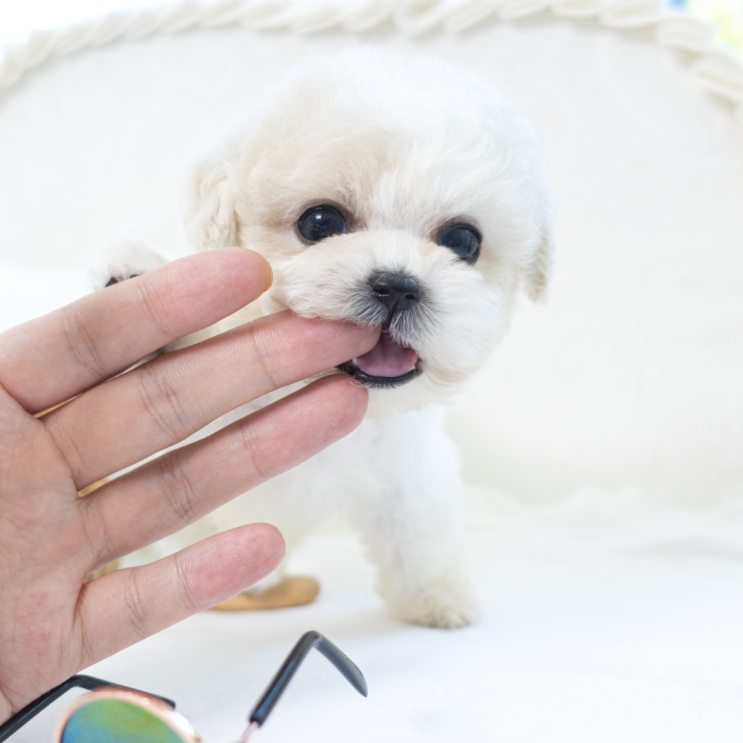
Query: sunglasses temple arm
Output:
[[0, 675, 175, 743], [248, 631, 368, 728]]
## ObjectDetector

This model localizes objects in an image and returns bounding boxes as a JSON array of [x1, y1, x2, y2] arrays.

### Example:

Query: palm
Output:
[[0, 419, 89, 716]]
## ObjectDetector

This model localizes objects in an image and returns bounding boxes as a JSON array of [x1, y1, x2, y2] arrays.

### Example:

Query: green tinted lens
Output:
[[61, 699, 186, 743]]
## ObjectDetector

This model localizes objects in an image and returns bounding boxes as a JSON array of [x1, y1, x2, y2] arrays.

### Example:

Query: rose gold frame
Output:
[[52, 687, 202, 743]]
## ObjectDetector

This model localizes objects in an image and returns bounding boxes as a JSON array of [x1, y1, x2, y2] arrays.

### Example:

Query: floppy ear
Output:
[[525, 227, 555, 303], [183, 149, 241, 251]]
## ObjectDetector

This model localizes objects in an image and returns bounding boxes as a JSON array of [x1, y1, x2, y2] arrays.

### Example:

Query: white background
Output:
[[2, 8, 743, 742]]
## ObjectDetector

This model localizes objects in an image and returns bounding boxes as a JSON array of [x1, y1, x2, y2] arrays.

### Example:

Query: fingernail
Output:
[[257, 253, 273, 291]]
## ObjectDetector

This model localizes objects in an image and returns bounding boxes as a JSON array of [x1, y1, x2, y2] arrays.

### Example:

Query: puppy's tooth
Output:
[[352, 358, 359, 366]]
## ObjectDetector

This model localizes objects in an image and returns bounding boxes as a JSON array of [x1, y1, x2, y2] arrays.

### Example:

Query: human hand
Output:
[[0, 248, 378, 724]]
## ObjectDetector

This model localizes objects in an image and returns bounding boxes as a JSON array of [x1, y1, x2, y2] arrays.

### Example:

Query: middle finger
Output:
[[43, 311, 379, 489]]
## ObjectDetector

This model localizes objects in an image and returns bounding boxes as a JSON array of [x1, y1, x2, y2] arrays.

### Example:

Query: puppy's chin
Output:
[[336, 325, 488, 419], [337, 361, 420, 390], [337, 321, 421, 390], [361, 371, 461, 419], [364, 381, 431, 419], [334, 326, 449, 418]]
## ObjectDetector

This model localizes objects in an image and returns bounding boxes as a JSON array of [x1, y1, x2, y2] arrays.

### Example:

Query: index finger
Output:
[[0, 249, 272, 414]]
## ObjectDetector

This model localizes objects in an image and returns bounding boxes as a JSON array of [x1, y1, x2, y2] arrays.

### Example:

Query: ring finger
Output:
[[42, 311, 379, 490], [78, 374, 367, 569]]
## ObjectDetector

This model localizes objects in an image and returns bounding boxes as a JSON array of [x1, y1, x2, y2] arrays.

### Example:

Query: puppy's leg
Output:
[[361, 485, 477, 629], [367, 524, 476, 629]]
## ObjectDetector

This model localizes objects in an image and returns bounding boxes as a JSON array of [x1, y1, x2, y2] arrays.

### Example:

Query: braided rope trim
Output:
[[1, 0, 742, 126]]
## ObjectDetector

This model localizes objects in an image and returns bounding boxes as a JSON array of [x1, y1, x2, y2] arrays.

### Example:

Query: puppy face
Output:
[[185, 48, 554, 417]]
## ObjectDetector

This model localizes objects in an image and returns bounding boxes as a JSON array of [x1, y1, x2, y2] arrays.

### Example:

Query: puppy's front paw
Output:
[[399, 591, 480, 629], [382, 572, 480, 629], [89, 238, 168, 291]]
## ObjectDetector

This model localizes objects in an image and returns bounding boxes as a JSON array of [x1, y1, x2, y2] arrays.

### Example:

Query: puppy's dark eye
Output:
[[438, 224, 481, 264], [298, 205, 347, 242]]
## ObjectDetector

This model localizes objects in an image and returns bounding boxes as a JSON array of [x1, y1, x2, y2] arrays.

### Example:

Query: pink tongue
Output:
[[355, 330, 418, 378]]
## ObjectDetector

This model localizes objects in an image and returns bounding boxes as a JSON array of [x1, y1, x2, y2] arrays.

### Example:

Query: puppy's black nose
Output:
[[369, 271, 421, 313]]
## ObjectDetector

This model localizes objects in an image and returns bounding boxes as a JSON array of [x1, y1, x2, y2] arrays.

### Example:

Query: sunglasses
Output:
[[0, 631, 367, 742]]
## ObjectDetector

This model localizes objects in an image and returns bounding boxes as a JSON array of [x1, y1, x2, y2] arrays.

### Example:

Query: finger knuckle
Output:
[[62, 306, 108, 382], [78, 496, 118, 570], [237, 417, 271, 481], [243, 324, 281, 391], [156, 453, 200, 527], [173, 550, 200, 615], [134, 280, 179, 340], [138, 364, 193, 444], [124, 571, 150, 641]]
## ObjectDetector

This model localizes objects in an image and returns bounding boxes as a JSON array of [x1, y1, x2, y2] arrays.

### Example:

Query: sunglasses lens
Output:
[[61, 698, 186, 743]]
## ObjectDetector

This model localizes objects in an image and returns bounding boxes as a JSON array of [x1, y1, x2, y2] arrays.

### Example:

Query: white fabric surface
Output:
[[2, 12, 743, 743], [7, 484, 743, 742]]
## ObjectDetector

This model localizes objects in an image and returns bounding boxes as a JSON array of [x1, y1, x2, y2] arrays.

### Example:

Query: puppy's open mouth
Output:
[[338, 323, 420, 389]]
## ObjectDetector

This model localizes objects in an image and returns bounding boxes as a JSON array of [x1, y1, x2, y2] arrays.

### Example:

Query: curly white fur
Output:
[[96, 47, 554, 628]]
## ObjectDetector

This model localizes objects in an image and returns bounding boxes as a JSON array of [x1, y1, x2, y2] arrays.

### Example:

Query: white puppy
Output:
[[92, 47, 554, 629]]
